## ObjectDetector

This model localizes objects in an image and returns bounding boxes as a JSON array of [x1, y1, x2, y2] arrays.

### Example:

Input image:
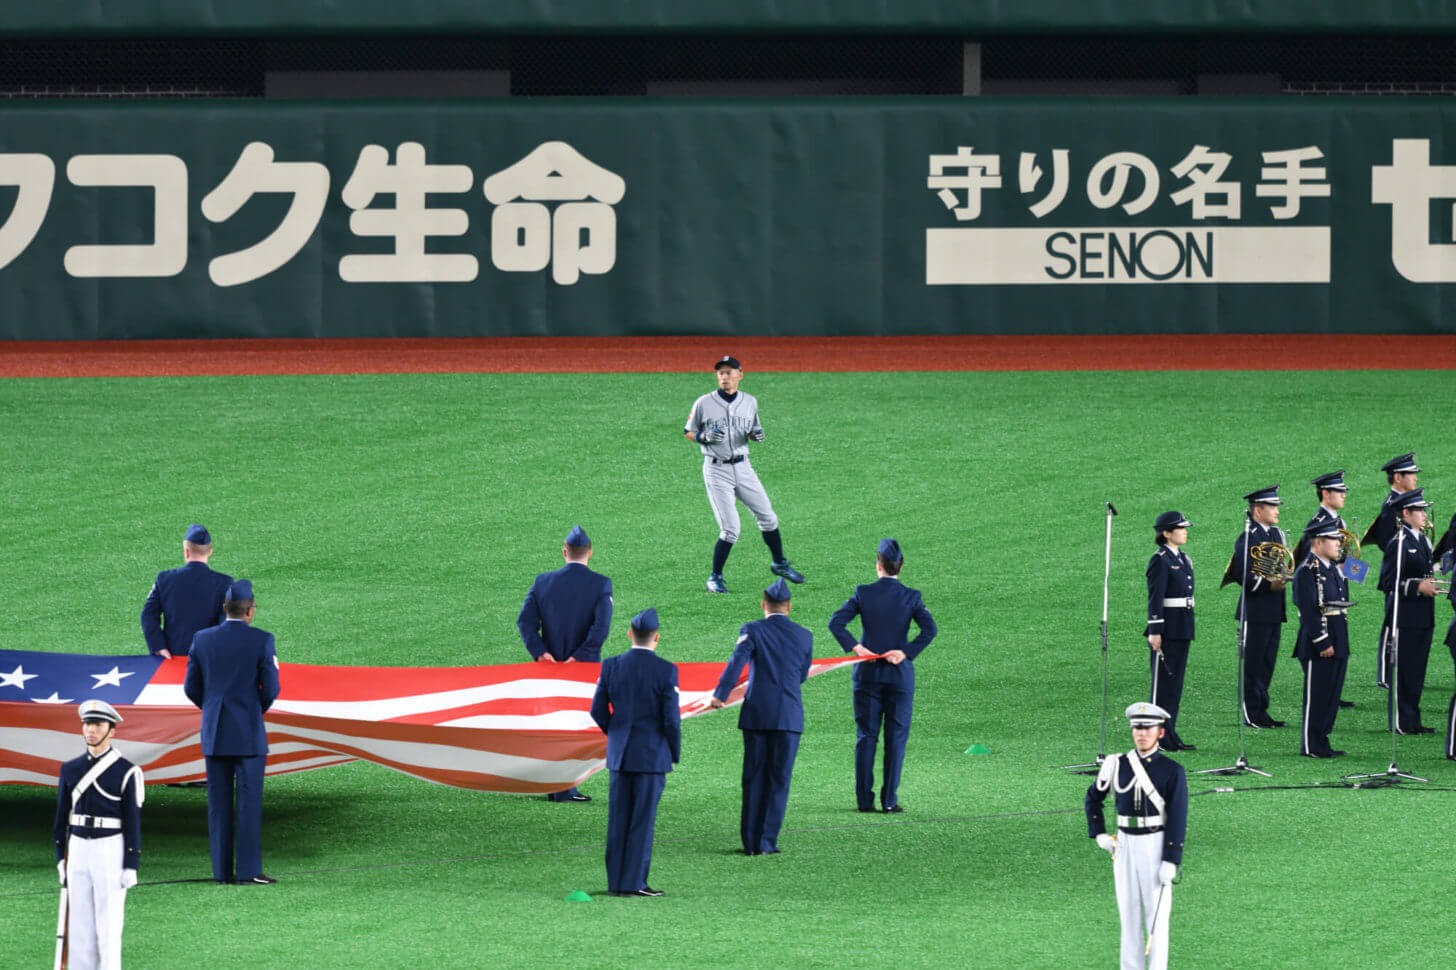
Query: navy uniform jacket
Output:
[[1229, 521, 1289, 624], [53, 750, 143, 870], [141, 561, 233, 657], [829, 577, 937, 688], [1293, 507, 1344, 574], [516, 562, 613, 663], [1293, 554, 1350, 661], [1379, 527, 1435, 630], [1365, 489, 1403, 552], [1084, 748, 1188, 865], [590, 648, 682, 773], [712, 613, 814, 732], [184, 619, 281, 757], [1146, 545, 1195, 640]]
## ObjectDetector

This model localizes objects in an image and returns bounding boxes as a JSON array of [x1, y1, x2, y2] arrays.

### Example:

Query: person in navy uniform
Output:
[[54, 700, 142, 970], [1294, 471, 1356, 710], [829, 538, 937, 813], [1086, 702, 1187, 970], [1145, 512, 1196, 751], [1293, 523, 1353, 757], [590, 609, 681, 897], [709, 578, 813, 855], [141, 523, 232, 659], [1365, 453, 1420, 688], [184, 579, 281, 885], [1442, 523, 1456, 759], [1221, 487, 1289, 729], [517, 524, 613, 802], [1378, 488, 1439, 735]]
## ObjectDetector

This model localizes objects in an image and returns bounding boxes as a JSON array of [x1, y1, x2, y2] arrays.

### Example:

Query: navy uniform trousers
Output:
[[205, 755, 265, 882], [1445, 618, 1456, 758], [741, 730, 801, 853], [605, 770, 665, 894], [1242, 622, 1281, 722], [1388, 627, 1433, 733], [1150, 640, 1191, 739], [853, 682, 913, 812], [1301, 655, 1348, 756]]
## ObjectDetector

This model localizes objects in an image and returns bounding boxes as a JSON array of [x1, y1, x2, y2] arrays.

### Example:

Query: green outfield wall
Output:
[[3, 1, 1455, 35], [2, 97, 1456, 339]]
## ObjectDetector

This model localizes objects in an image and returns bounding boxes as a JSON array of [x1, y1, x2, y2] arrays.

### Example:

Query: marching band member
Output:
[[1294, 523, 1352, 757], [1366, 453, 1420, 689], [1379, 489, 1438, 735], [1222, 486, 1288, 728]]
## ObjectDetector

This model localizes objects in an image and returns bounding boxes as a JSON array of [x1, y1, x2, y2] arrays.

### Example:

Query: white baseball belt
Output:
[[69, 813, 122, 830], [1162, 597, 1194, 608]]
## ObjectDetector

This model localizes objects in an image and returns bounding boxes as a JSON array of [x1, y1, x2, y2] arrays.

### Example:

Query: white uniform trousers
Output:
[[67, 833, 128, 970], [1113, 831, 1171, 970]]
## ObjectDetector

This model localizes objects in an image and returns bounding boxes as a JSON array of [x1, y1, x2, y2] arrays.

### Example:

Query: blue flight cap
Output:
[[764, 578, 792, 602], [1392, 488, 1431, 512], [1311, 471, 1347, 492], [1155, 511, 1191, 533], [185, 523, 211, 545], [1382, 453, 1420, 474], [630, 608, 659, 634], [1243, 485, 1282, 506], [1303, 520, 1342, 541], [877, 538, 903, 563], [564, 525, 591, 548], [226, 579, 254, 602]]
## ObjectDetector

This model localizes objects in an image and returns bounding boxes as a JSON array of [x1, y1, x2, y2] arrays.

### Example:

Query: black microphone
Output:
[[1107, 502, 1118, 516]]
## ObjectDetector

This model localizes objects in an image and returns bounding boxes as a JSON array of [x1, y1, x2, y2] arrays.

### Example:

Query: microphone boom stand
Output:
[[1064, 502, 1117, 774]]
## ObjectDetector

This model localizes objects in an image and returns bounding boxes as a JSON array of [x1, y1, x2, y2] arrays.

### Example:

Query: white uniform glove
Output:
[[121, 869, 138, 890], [1158, 861, 1178, 886], [58, 860, 67, 886], [1095, 833, 1116, 855]]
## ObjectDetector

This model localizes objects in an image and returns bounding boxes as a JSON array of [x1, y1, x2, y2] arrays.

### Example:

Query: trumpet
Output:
[[1250, 542, 1296, 583]]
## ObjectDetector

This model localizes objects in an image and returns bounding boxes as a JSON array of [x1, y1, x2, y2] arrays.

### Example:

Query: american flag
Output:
[[0, 650, 864, 792]]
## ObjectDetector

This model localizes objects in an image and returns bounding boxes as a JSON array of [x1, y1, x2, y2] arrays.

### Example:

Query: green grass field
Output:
[[2, 370, 1454, 969]]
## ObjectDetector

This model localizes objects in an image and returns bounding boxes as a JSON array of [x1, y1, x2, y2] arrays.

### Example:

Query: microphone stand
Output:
[[1346, 524, 1426, 784], [1065, 502, 1117, 774], [1200, 511, 1270, 776]]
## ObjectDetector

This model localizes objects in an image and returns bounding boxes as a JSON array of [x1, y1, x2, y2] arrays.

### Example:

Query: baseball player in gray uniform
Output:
[[685, 355, 806, 594]]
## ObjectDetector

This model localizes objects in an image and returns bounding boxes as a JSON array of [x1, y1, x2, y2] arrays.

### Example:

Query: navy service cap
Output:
[[185, 523, 211, 545], [764, 578, 792, 602], [1311, 471, 1348, 492], [1392, 488, 1431, 512], [1303, 520, 1343, 540], [714, 355, 742, 371], [564, 525, 590, 548], [877, 538, 903, 563], [1155, 511, 1191, 532], [630, 608, 659, 634], [79, 699, 123, 725], [1125, 702, 1170, 727], [226, 579, 254, 602], [1382, 453, 1420, 474], [1243, 485, 1282, 505]]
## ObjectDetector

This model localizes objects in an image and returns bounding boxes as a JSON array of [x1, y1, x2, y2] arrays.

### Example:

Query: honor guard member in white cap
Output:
[[1146, 513, 1196, 751], [1378, 488, 1439, 735], [1296, 471, 1357, 710], [517, 524, 613, 802], [1220, 486, 1289, 728], [141, 523, 233, 659], [829, 538, 937, 813], [684, 355, 806, 594], [54, 700, 143, 970], [1365, 453, 1420, 688], [709, 578, 814, 855], [590, 609, 681, 897], [1294, 522, 1353, 757], [1085, 702, 1188, 970], [184, 579, 281, 884]]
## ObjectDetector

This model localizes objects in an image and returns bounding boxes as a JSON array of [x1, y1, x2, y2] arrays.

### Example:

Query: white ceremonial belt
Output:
[[69, 813, 122, 830], [1116, 814, 1164, 829], [1321, 607, 1348, 616], [1162, 597, 1194, 608]]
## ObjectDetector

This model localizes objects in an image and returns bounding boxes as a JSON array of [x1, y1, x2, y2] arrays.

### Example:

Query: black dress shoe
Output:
[[1268, 719, 1287, 728], [883, 805, 904, 814], [744, 849, 759, 856], [1415, 726, 1436, 734], [857, 807, 876, 813], [760, 848, 781, 855], [633, 886, 665, 897], [238, 874, 277, 885], [1176, 742, 1197, 752], [214, 878, 232, 885], [563, 793, 593, 802], [1329, 750, 1347, 757], [1309, 750, 1337, 758], [1338, 700, 1355, 708]]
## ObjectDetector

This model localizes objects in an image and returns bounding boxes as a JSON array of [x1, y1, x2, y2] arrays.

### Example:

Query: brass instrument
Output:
[[1337, 527, 1360, 564], [1249, 542, 1295, 583]]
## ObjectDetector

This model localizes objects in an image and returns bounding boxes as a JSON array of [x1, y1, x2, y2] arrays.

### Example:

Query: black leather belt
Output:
[[1119, 825, 1164, 835], [711, 455, 746, 465]]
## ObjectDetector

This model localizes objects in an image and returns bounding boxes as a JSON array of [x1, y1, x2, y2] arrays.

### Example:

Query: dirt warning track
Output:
[[1, 335, 1454, 378]]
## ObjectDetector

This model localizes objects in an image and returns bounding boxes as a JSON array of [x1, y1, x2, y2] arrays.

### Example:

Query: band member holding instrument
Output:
[[1295, 523, 1353, 757], [1440, 508, 1456, 759], [1086, 702, 1188, 970], [1367, 453, 1420, 689], [1295, 471, 1356, 709], [1222, 486, 1289, 729], [1146, 512, 1196, 751], [1380, 488, 1439, 735], [54, 700, 142, 970]]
